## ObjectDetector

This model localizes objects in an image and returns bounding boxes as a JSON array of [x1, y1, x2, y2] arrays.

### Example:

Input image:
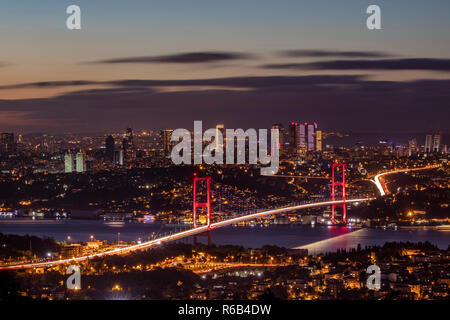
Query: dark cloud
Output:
[[0, 75, 363, 90], [0, 76, 449, 134], [91, 51, 253, 64], [110, 75, 362, 88], [263, 58, 450, 71], [279, 50, 393, 58], [0, 80, 97, 90]]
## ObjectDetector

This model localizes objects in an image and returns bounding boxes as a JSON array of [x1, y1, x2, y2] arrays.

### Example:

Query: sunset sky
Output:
[[1, 0, 450, 133]]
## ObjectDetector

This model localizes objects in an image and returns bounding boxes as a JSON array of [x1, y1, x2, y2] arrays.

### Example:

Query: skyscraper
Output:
[[307, 123, 316, 151], [105, 135, 115, 161], [299, 123, 307, 151], [425, 132, 443, 153], [433, 131, 442, 152], [408, 139, 418, 156], [113, 149, 124, 165], [64, 152, 74, 173], [272, 123, 285, 156], [123, 127, 135, 160], [425, 134, 433, 153], [289, 122, 300, 156], [0, 133, 15, 156], [76, 152, 85, 173], [160, 129, 174, 158], [215, 124, 225, 151], [315, 130, 322, 152], [379, 140, 390, 156]]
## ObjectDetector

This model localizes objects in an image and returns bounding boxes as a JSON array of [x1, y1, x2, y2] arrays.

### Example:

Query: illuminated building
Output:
[[64, 153, 74, 173], [425, 132, 443, 153], [379, 140, 390, 156], [433, 131, 442, 152], [160, 129, 174, 158], [271, 123, 285, 156], [216, 124, 225, 137], [123, 127, 136, 160], [315, 130, 322, 152], [307, 123, 316, 151], [215, 124, 227, 161], [76, 152, 85, 173], [300, 123, 307, 151], [289, 122, 300, 156], [425, 134, 433, 153], [0, 133, 15, 156], [113, 149, 124, 165], [60, 243, 83, 259], [408, 139, 418, 156]]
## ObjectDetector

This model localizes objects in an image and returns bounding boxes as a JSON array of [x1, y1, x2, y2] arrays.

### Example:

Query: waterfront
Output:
[[0, 217, 448, 254]]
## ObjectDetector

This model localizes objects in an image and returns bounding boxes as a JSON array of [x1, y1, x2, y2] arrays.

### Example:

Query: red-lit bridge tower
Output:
[[193, 173, 212, 228], [331, 162, 347, 224]]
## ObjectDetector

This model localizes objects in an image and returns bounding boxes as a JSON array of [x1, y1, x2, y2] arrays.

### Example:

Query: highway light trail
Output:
[[372, 165, 441, 196], [262, 175, 329, 179]]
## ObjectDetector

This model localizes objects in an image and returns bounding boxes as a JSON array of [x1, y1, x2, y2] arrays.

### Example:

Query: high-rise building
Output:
[[76, 152, 85, 173], [315, 130, 322, 152], [425, 134, 433, 153], [299, 123, 307, 151], [0, 133, 15, 156], [271, 123, 285, 156], [289, 122, 300, 156], [215, 124, 225, 151], [408, 139, 418, 156], [64, 153, 74, 173], [160, 129, 174, 158], [307, 123, 316, 151], [379, 140, 390, 156], [425, 132, 443, 153], [113, 149, 124, 165], [105, 135, 115, 161], [123, 127, 135, 160], [433, 131, 442, 152]]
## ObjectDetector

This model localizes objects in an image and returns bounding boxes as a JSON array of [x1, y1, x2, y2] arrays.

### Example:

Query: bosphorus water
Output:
[[0, 217, 448, 254]]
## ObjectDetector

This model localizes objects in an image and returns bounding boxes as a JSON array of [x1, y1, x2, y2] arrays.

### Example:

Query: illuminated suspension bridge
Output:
[[0, 164, 439, 270]]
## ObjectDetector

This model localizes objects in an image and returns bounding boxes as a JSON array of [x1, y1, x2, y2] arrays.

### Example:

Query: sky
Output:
[[0, 0, 450, 134]]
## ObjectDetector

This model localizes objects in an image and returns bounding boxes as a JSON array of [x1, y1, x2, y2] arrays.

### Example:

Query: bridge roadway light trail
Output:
[[372, 165, 440, 196], [262, 175, 329, 179], [0, 198, 370, 270]]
